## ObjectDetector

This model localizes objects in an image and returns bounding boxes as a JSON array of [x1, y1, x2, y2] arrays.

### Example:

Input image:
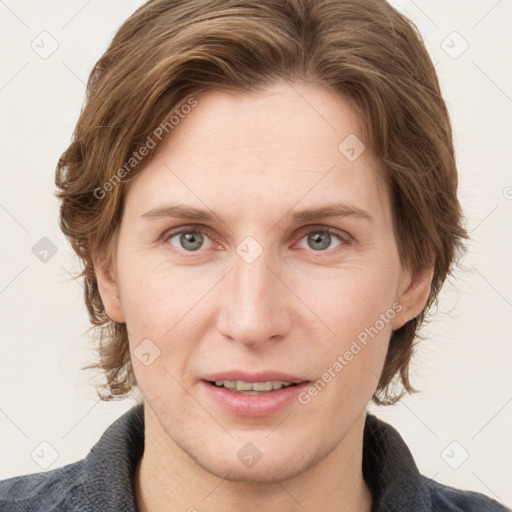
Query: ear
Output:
[[391, 264, 434, 331], [92, 252, 125, 323]]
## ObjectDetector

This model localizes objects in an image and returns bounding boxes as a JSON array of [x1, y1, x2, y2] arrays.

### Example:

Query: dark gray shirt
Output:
[[0, 404, 509, 511]]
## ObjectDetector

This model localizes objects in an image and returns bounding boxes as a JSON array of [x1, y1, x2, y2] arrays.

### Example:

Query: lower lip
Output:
[[200, 380, 310, 417]]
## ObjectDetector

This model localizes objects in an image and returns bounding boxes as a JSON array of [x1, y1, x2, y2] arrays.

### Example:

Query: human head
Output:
[[55, 0, 467, 405]]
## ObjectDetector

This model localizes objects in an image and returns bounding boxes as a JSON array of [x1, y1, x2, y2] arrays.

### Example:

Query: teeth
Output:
[[237, 381, 254, 391], [213, 380, 295, 392]]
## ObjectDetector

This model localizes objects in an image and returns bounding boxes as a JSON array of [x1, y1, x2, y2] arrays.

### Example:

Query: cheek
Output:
[[299, 260, 400, 397], [117, 259, 204, 397], [116, 255, 216, 371], [305, 261, 400, 339], [118, 255, 201, 320], [116, 258, 182, 362]]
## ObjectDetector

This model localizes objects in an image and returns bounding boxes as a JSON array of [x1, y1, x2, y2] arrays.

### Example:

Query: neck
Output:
[[135, 407, 373, 512]]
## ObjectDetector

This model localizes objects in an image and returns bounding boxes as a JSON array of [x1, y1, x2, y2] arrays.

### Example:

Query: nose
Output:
[[216, 245, 293, 349]]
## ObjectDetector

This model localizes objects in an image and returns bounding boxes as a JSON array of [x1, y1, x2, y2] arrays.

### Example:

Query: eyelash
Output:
[[161, 224, 351, 256]]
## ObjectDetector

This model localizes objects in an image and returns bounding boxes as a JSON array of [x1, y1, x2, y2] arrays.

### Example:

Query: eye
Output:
[[163, 228, 214, 253], [162, 225, 350, 255], [297, 227, 348, 252]]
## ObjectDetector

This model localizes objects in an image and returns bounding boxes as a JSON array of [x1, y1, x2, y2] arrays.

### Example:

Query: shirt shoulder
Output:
[[423, 476, 511, 512], [0, 404, 145, 512], [0, 460, 90, 512], [363, 414, 510, 511]]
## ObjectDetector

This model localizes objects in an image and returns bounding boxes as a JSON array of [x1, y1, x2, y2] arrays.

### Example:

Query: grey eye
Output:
[[308, 232, 330, 250], [168, 231, 210, 252], [304, 231, 341, 251]]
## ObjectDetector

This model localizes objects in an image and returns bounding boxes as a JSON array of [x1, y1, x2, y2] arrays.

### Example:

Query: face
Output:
[[96, 81, 431, 483]]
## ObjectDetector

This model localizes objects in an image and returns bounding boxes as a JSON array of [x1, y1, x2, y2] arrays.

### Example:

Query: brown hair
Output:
[[55, 0, 468, 404]]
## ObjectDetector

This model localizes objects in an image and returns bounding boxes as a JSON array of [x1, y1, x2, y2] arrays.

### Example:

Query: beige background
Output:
[[0, 0, 511, 507]]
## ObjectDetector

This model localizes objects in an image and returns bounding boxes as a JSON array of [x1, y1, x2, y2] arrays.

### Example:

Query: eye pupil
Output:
[[308, 231, 331, 251], [180, 232, 203, 251]]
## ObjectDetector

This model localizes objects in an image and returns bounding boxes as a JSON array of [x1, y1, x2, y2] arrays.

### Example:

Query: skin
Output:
[[94, 81, 433, 512]]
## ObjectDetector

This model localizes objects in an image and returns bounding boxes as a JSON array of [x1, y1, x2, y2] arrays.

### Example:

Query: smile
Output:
[[210, 380, 297, 393]]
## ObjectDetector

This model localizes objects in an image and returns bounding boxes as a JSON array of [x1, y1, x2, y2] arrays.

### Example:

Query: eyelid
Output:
[[162, 224, 213, 240], [295, 224, 352, 242]]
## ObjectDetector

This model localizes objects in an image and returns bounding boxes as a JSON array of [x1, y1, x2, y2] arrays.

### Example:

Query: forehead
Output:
[[124, 81, 390, 225], [162, 82, 368, 164]]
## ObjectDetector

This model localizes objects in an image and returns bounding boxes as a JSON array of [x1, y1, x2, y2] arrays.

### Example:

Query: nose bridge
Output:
[[217, 243, 291, 345], [233, 249, 275, 307]]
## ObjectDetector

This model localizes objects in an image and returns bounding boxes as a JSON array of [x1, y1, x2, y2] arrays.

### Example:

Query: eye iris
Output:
[[180, 232, 203, 251], [308, 231, 331, 251]]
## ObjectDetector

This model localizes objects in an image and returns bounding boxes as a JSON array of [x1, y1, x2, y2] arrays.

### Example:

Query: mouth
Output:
[[199, 373, 311, 416]]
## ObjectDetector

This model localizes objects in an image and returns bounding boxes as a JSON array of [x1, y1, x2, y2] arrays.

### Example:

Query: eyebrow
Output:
[[142, 203, 373, 224]]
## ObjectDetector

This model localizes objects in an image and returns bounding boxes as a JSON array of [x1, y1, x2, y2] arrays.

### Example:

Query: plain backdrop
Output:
[[0, 0, 511, 507]]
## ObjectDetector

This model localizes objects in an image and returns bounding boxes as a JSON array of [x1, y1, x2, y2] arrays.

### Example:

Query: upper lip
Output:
[[202, 370, 309, 384]]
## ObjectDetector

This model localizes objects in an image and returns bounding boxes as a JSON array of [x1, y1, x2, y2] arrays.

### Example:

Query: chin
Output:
[[200, 455, 313, 484], [181, 434, 322, 485]]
